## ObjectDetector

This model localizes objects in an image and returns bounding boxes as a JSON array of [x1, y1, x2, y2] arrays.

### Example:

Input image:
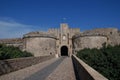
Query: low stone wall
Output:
[[72, 55, 108, 80], [0, 55, 55, 75]]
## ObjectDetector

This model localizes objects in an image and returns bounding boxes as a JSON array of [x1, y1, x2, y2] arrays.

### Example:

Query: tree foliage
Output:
[[0, 44, 33, 60], [76, 45, 120, 80]]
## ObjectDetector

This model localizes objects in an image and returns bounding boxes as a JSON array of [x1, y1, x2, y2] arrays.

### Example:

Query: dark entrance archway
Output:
[[61, 46, 68, 56]]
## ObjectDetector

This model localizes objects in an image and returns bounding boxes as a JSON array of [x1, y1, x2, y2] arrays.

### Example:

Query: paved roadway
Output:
[[24, 57, 76, 80], [45, 57, 76, 80], [0, 57, 76, 80]]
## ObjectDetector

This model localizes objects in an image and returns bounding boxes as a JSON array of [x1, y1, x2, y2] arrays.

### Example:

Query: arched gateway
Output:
[[23, 23, 79, 57], [61, 46, 68, 56]]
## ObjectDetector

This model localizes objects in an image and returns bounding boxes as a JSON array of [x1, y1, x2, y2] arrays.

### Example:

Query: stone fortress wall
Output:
[[0, 23, 120, 57], [73, 35, 107, 51], [0, 38, 23, 50], [72, 28, 120, 51], [23, 32, 57, 56], [83, 28, 120, 45]]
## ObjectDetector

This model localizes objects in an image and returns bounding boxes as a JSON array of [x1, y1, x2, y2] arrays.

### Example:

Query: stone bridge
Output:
[[0, 55, 108, 80]]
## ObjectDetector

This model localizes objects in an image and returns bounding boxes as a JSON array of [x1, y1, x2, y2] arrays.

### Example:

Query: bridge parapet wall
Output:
[[72, 55, 108, 80], [0, 55, 55, 76]]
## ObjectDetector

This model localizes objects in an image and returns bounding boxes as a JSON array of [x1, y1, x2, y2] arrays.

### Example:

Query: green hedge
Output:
[[76, 45, 120, 80], [0, 44, 33, 60]]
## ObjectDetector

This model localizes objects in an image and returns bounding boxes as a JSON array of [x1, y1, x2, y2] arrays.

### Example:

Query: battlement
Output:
[[69, 28, 80, 34], [83, 28, 118, 35], [23, 31, 57, 39], [72, 28, 119, 39], [48, 28, 59, 36], [0, 38, 23, 44], [72, 33, 106, 39]]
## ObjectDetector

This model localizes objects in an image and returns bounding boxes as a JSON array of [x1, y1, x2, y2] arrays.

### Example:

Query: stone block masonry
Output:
[[0, 55, 55, 75]]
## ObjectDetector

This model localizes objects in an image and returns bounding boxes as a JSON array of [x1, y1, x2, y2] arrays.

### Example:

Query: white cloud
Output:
[[0, 18, 38, 39]]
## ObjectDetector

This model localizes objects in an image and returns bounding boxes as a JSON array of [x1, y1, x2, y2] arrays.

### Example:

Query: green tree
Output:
[[0, 44, 33, 60], [76, 45, 120, 80]]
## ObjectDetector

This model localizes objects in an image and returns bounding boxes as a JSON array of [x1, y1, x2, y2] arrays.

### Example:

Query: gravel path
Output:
[[45, 57, 76, 80]]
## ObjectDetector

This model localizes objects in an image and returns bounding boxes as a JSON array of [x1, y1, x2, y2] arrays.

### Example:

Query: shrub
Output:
[[76, 45, 120, 80], [0, 44, 33, 60]]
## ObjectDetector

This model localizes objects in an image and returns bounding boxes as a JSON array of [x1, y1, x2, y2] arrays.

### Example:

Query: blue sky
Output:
[[0, 0, 120, 38]]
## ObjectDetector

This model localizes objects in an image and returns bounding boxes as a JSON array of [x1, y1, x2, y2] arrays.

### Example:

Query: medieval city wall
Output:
[[83, 28, 120, 45], [0, 24, 120, 57], [25, 37, 56, 56], [72, 28, 120, 52], [73, 35, 107, 51], [0, 38, 23, 50], [23, 32, 57, 57]]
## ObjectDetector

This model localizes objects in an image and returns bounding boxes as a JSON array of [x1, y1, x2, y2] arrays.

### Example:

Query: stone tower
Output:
[[56, 23, 72, 57]]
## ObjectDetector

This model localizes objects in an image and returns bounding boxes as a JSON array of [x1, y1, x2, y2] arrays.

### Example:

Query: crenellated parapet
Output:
[[0, 38, 23, 50], [83, 28, 118, 35], [72, 32, 107, 40], [72, 28, 120, 51], [0, 38, 23, 44], [23, 31, 57, 39], [72, 28, 119, 39]]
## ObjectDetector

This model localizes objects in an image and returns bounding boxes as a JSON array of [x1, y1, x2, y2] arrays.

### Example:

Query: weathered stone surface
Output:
[[0, 55, 54, 75], [73, 36, 107, 50], [0, 57, 58, 80], [25, 37, 56, 56], [23, 32, 57, 39]]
